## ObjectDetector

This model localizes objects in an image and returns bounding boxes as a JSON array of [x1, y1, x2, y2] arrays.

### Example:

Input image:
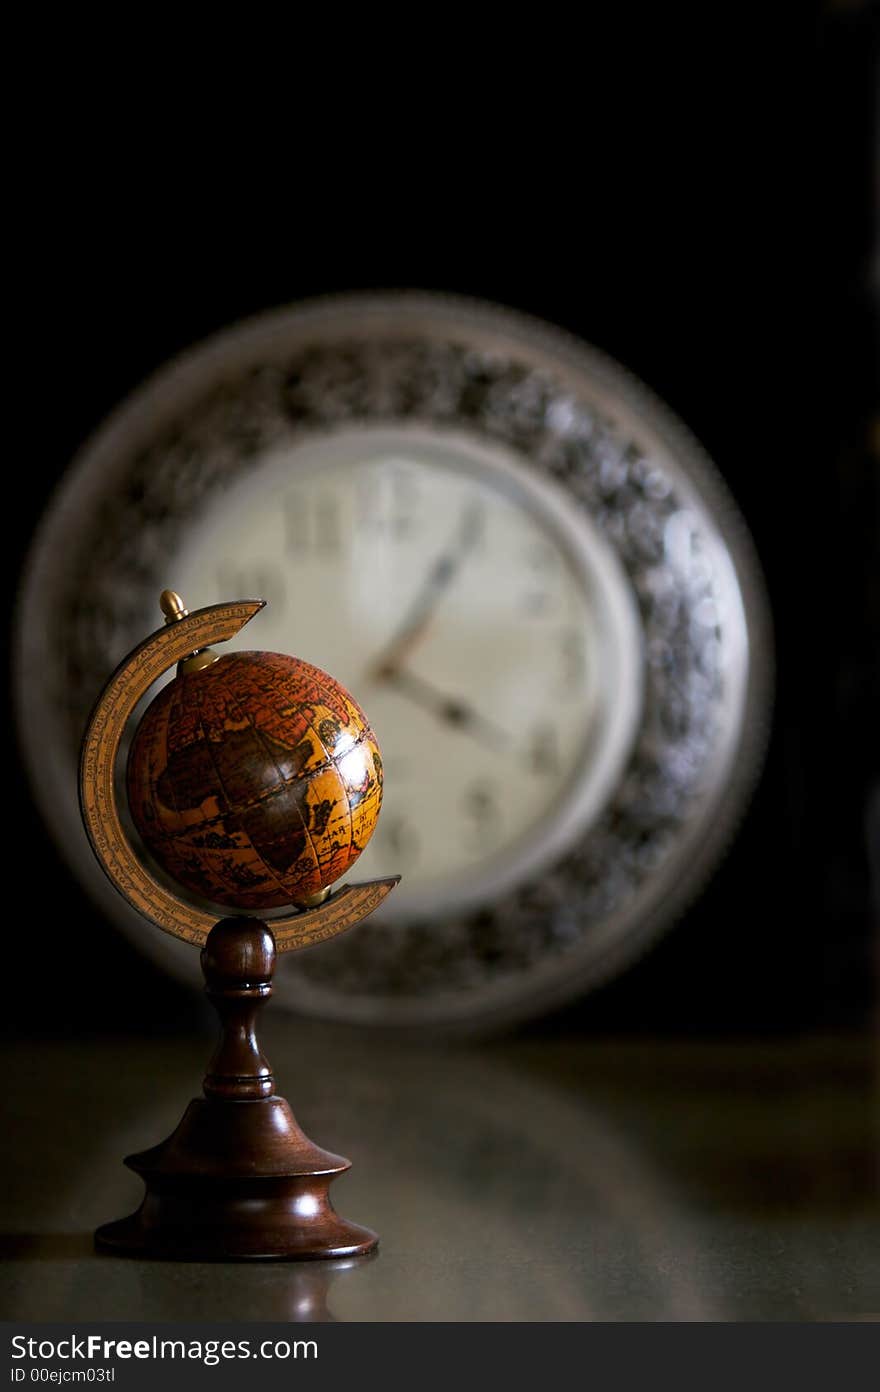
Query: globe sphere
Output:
[[126, 650, 383, 911]]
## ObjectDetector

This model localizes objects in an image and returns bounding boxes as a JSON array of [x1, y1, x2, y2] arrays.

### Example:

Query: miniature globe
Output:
[[127, 647, 383, 911]]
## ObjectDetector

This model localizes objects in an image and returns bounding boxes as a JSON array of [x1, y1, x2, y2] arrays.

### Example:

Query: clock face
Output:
[[173, 428, 642, 919], [16, 293, 772, 1029]]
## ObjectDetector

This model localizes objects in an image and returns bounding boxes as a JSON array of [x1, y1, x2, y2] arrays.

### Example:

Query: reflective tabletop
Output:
[[2, 1027, 877, 1321]]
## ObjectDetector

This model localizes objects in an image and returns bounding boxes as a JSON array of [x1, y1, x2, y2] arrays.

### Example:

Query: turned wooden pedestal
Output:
[[95, 918, 377, 1261]]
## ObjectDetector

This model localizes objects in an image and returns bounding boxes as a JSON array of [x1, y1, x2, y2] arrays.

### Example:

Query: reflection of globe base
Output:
[[94, 913, 378, 1262]]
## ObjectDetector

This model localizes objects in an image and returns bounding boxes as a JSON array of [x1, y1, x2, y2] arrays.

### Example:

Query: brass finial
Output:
[[160, 590, 188, 624], [293, 886, 333, 910], [158, 590, 220, 676]]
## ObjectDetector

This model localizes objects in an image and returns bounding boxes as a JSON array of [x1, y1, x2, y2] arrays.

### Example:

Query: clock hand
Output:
[[370, 501, 484, 678], [385, 667, 511, 753]]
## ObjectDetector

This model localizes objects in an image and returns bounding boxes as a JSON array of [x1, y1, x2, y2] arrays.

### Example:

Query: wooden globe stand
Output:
[[96, 917, 377, 1261]]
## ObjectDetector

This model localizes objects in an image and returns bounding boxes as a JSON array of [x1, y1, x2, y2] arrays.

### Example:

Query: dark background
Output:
[[7, 9, 877, 1037]]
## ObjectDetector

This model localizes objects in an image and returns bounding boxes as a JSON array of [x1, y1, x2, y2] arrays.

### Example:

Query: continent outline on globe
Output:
[[127, 649, 384, 912]]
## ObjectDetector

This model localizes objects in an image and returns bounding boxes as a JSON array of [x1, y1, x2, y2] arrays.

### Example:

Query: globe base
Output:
[[94, 1098, 378, 1261], [94, 915, 378, 1262]]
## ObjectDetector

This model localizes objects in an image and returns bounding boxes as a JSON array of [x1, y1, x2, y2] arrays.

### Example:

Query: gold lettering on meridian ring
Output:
[[78, 600, 397, 952]]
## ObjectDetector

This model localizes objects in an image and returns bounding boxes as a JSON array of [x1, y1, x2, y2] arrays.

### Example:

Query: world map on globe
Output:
[[127, 650, 383, 911]]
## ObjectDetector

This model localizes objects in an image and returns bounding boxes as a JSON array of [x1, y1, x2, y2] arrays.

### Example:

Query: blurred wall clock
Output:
[[15, 294, 772, 1030]]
